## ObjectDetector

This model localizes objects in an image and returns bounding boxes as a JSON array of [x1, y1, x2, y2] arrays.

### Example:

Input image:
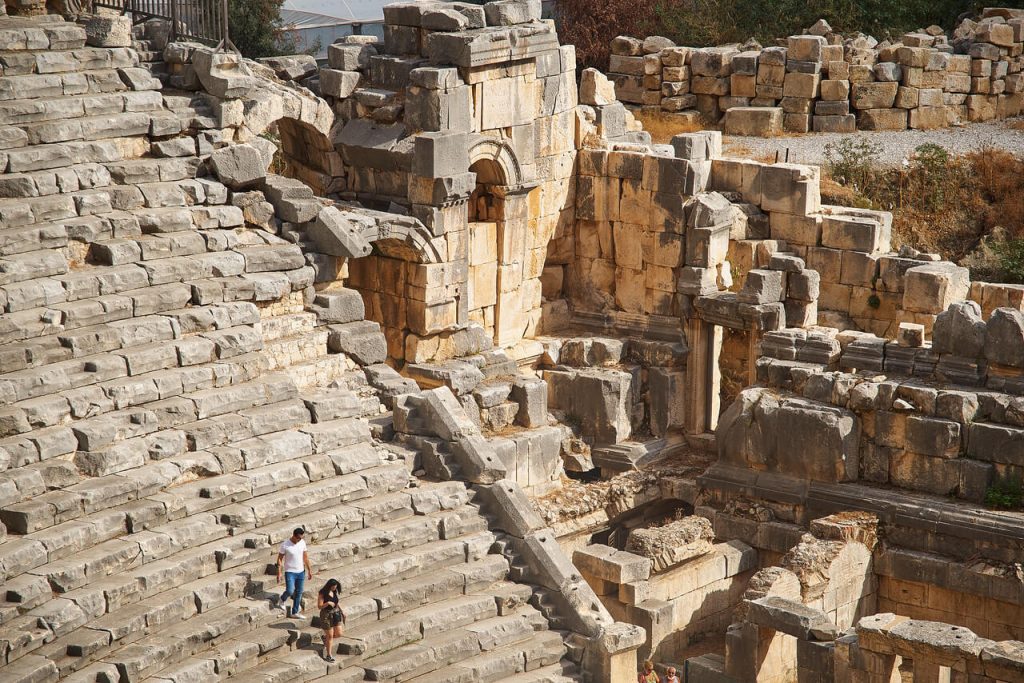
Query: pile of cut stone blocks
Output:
[[607, 35, 676, 108], [606, 9, 1024, 134]]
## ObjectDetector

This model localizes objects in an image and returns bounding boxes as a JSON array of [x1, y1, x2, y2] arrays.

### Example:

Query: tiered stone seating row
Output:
[[0, 15, 578, 683]]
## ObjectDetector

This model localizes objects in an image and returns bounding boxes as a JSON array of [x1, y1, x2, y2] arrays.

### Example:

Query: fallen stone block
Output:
[[932, 300, 986, 358], [209, 144, 266, 190], [191, 47, 257, 98], [902, 262, 970, 314], [510, 376, 547, 428], [574, 544, 651, 583], [312, 288, 365, 324], [307, 207, 373, 258]]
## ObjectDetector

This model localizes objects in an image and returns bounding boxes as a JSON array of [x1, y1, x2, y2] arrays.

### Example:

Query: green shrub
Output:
[[994, 240, 1024, 284], [908, 143, 957, 212], [984, 478, 1024, 510], [824, 137, 882, 191]]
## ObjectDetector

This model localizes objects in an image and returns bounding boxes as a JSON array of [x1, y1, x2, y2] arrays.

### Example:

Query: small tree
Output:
[[228, 0, 297, 59]]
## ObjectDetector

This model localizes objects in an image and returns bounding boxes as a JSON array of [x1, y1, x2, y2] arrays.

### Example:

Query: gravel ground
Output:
[[721, 117, 1024, 167]]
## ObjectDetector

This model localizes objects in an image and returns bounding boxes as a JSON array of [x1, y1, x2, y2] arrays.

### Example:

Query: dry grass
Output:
[[1005, 118, 1024, 131], [723, 143, 779, 164], [633, 109, 707, 144], [824, 146, 1024, 278]]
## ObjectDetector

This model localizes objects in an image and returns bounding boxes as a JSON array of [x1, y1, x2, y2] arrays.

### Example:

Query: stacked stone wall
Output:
[[741, 302, 1024, 501], [609, 8, 1024, 133]]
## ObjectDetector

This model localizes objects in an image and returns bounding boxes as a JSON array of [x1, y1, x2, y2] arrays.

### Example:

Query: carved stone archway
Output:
[[465, 137, 538, 347]]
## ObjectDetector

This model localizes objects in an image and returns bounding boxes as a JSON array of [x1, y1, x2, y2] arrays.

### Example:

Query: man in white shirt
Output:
[[277, 528, 312, 618]]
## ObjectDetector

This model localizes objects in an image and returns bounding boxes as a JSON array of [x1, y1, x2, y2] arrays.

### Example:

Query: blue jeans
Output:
[[280, 571, 305, 616]]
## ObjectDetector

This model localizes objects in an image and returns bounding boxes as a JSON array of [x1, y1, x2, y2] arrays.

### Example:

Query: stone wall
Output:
[[740, 298, 1024, 500], [609, 8, 1024, 133]]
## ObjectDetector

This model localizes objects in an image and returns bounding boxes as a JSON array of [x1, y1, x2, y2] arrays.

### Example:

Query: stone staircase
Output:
[[0, 16, 579, 683]]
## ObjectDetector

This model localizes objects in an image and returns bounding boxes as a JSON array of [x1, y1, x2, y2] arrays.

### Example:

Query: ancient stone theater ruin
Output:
[[1, 1, 1024, 682]]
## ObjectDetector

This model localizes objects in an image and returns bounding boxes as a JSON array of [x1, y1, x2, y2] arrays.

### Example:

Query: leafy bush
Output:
[[907, 143, 955, 212], [229, 0, 299, 59], [824, 137, 882, 191], [984, 478, 1024, 510], [994, 240, 1024, 284]]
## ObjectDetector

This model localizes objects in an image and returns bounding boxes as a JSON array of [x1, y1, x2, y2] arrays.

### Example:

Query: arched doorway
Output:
[[465, 139, 536, 348], [467, 157, 505, 343]]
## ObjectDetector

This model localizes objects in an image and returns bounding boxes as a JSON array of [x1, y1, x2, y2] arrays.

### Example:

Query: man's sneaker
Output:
[[324, 655, 336, 663], [291, 611, 304, 619]]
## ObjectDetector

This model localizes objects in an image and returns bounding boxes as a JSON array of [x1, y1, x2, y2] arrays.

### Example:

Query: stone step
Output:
[[217, 462, 406, 531], [359, 609, 547, 681], [0, 295, 260, 370], [5, 512, 498, 675], [4, 136, 149, 174], [0, 47, 138, 77], [18, 111, 154, 146], [1, 483, 481, 645], [137, 634, 335, 683], [0, 247, 67, 285], [0, 349, 268, 455], [97, 597, 274, 681], [0, 221, 69, 257], [339, 593, 499, 660], [0, 21, 87, 53], [399, 629, 567, 683], [0, 162, 114, 200], [0, 64, 135, 102]]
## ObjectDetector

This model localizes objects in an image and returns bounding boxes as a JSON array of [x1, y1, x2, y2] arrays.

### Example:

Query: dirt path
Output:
[[720, 118, 1024, 167]]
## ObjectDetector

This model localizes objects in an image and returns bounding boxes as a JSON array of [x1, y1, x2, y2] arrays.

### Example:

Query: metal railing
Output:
[[94, 0, 234, 49]]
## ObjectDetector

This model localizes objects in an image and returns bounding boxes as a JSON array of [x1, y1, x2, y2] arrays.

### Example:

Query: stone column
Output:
[[684, 316, 712, 434]]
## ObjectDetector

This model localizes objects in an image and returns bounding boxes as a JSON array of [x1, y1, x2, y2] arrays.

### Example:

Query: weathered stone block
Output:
[[717, 387, 859, 482], [722, 107, 783, 136], [902, 263, 970, 314]]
